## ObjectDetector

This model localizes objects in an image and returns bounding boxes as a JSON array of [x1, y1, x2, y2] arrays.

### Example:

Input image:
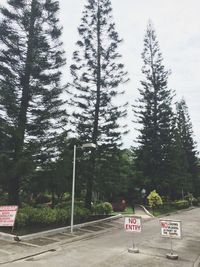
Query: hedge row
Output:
[[16, 202, 113, 228], [16, 206, 90, 228]]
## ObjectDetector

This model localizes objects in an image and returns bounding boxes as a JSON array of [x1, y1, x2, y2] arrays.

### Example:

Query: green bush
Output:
[[197, 197, 200, 206], [16, 206, 71, 228], [74, 206, 91, 223], [147, 190, 163, 209], [92, 202, 113, 215], [16, 204, 93, 227], [192, 197, 198, 206], [103, 202, 113, 215], [16, 212, 29, 227], [56, 199, 84, 209], [173, 200, 189, 209], [56, 209, 70, 224]]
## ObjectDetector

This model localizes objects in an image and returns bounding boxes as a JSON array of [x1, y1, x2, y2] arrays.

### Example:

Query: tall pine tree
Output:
[[176, 98, 199, 195], [133, 22, 175, 196], [0, 0, 67, 204], [69, 0, 128, 208]]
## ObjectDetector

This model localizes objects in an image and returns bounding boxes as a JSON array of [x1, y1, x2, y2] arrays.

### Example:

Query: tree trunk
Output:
[[8, 0, 36, 205], [85, 1, 101, 210]]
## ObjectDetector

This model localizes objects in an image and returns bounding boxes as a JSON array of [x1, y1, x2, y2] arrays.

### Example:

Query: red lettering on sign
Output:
[[128, 217, 136, 224]]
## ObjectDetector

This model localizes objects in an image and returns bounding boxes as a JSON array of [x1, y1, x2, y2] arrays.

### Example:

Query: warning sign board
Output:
[[160, 219, 182, 239], [0, 206, 18, 227], [124, 216, 142, 232]]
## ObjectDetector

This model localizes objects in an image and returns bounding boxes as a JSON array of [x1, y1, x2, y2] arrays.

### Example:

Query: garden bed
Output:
[[0, 214, 112, 236]]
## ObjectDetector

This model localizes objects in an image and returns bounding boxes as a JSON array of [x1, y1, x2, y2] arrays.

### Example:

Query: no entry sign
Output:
[[160, 219, 182, 239], [0, 206, 18, 227], [124, 216, 142, 232]]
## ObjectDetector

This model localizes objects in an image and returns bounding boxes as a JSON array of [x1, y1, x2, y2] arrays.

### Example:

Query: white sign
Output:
[[0, 206, 18, 227], [124, 216, 142, 232], [160, 219, 182, 239]]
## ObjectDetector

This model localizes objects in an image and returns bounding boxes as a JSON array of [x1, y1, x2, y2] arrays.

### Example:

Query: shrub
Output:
[[16, 206, 71, 228], [192, 197, 198, 206], [103, 202, 113, 215], [147, 190, 163, 209], [92, 202, 113, 215], [173, 200, 189, 209], [74, 206, 91, 223], [185, 193, 198, 206], [112, 200, 126, 212], [197, 197, 200, 206], [35, 194, 51, 204], [56, 208, 70, 224], [16, 212, 29, 227], [56, 199, 85, 209]]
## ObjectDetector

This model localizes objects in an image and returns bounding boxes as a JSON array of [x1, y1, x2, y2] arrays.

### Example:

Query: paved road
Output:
[[0, 208, 200, 266]]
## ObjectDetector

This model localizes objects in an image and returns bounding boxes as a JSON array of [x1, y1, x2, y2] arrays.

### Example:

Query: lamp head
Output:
[[82, 143, 97, 149]]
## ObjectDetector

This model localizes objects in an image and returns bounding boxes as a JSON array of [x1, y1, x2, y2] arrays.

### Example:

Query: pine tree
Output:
[[176, 98, 199, 195], [0, 0, 67, 204], [133, 22, 175, 195], [69, 0, 128, 208], [95, 148, 133, 201]]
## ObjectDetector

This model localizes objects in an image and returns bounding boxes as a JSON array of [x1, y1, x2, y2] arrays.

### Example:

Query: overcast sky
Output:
[[59, 0, 200, 151], [1, 0, 199, 150]]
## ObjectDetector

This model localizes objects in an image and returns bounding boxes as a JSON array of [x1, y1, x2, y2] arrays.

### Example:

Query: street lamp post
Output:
[[70, 143, 96, 234]]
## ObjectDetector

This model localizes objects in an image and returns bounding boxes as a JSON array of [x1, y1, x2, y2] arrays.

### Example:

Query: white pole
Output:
[[71, 145, 76, 234]]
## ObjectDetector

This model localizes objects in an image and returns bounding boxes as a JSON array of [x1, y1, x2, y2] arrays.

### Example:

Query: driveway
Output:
[[0, 208, 200, 266]]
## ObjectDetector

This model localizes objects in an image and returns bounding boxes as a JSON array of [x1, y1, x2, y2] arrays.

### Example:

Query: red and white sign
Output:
[[0, 206, 18, 227], [124, 216, 142, 232], [160, 219, 182, 239]]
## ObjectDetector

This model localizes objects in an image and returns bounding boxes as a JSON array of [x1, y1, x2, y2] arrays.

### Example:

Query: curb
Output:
[[138, 205, 154, 217], [0, 231, 15, 242], [156, 206, 197, 219], [0, 214, 122, 242]]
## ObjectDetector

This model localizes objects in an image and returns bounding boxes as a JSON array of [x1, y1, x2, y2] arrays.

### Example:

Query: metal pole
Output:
[[170, 237, 173, 255], [71, 145, 76, 234]]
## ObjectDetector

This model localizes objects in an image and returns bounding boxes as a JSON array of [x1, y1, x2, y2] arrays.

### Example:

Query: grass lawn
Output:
[[112, 206, 134, 215]]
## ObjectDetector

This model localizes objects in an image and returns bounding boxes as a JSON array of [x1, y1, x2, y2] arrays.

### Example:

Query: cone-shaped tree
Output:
[[176, 98, 199, 195], [69, 0, 128, 208], [0, 0, 67, 204], [133, 22, 175, 195]]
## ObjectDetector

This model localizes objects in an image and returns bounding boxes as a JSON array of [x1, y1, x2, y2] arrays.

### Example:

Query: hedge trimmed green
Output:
[[92, 202, 113, 215], [15, 206, 90, 228]]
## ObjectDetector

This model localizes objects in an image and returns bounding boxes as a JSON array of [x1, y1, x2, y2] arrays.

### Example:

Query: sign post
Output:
[[124, 216, 142, 253], [0, 206, 18, 234], [160, 219, 182, 260]]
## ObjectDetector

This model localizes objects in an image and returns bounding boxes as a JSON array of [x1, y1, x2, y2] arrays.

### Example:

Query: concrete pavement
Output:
[[0, 208, 200, 266]]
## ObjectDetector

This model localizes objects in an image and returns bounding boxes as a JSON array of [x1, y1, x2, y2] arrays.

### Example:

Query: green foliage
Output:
[[133, 22, 175, 197], [15, 205, 92, 228], [69, 0, 128, 208], [184, 193, 198, 206], [173, 200, 189, 209], [74, 206, 91, 223], [0, 0, 67, 204], [147, 190, 163, 208], [16, 207, 68, 228], [95, 149, 134, 201], [175, 99, 199, 196], [92, 202, 113, 215], [15, 212, 30, 227]]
